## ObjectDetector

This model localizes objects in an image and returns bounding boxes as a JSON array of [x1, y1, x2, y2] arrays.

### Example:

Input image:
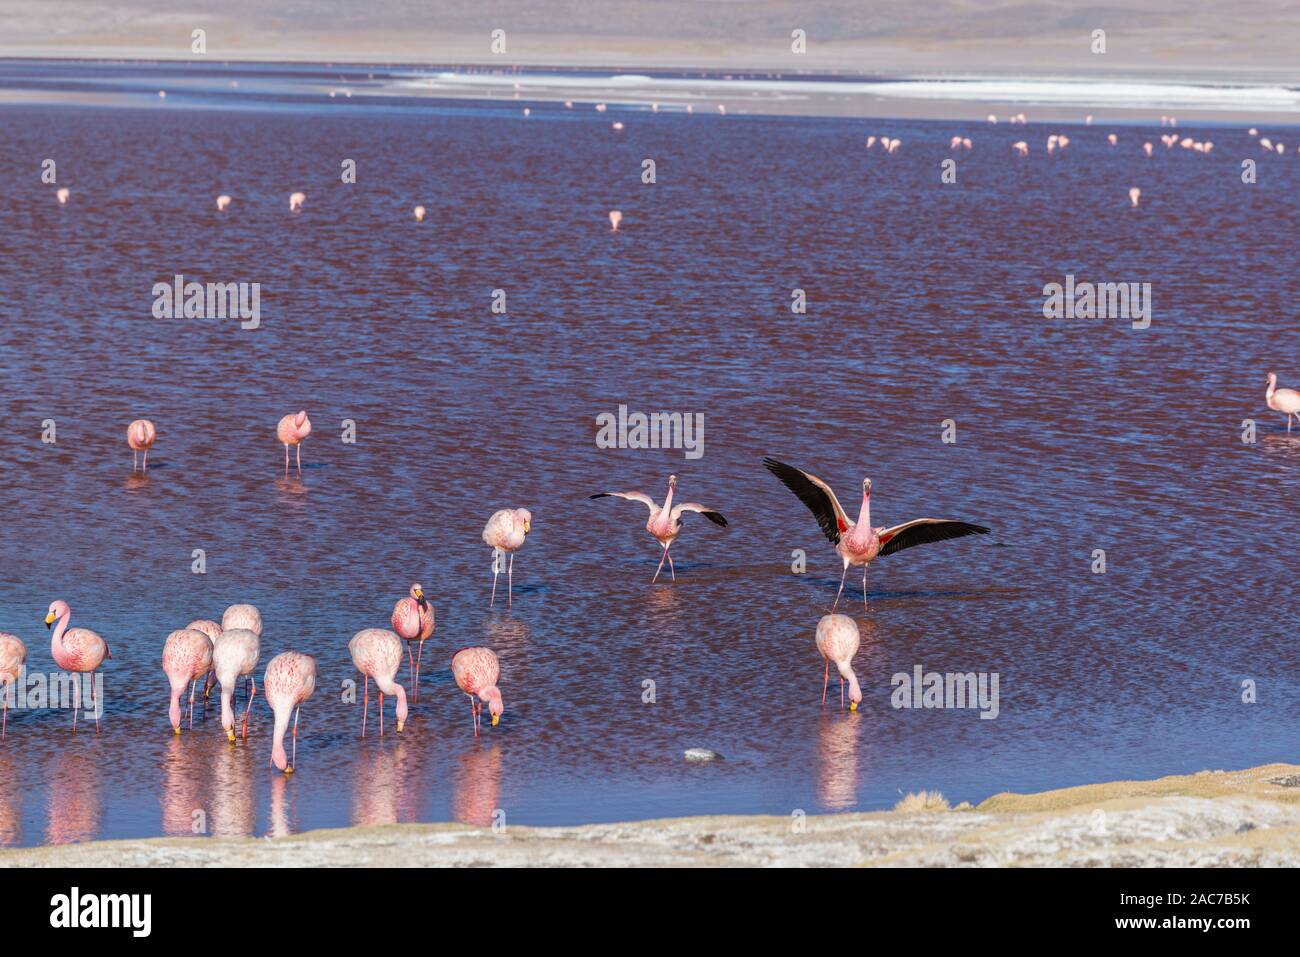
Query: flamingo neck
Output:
[[662, 485, 675, 513], [1267, 379, 1277, 400], [849, 494, 872, 542], [50, 612, 70, 659], [271, 706, 292, 769]]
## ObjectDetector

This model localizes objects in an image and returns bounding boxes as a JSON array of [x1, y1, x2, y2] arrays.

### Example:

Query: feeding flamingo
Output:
[[289, 191, 306, 212], [1129, 187, 1141, 207], [277, 411, 311, 472], [762, 458, 989, 612], [127, 419, 156, 472], [450, 647, 503, 737], [815, 614, 862, 711], [265, 652, 317, 774], [213, 627, 260, 741], [413, 205, 426, 221], [162, 628, 214, 733], [0, 634, 27, 738], [348, 629, 408, 736], [590, 474, 727, 583], [1012, 141, 1028, 156], [1266, 372, 1300, 431], [609, 210, 622, 231], [391, 584, 434, 701], [56, 188, 70, 204], [216, 195, 231, 211], [482, 508, 532, 607], [187, 619, 223, 697], [45, 600, 110, 733]]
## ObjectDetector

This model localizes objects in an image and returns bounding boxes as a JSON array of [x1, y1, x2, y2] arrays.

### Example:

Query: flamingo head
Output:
[[668, 474, 678, 490], [484, 686, 504, 726], [1268, 371, 1277, 385], [862, 477, 872, 497], [516, 508, 532, 534], [45, 600, 69, 628], [412, 583, 428, 611], [294, 411, 312, 438]]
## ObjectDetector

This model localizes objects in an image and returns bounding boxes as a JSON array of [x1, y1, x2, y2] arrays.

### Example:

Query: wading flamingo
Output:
[[56, 188, 70, 204], [215, 603, 262, 699], [1129, 187, 1141, 207], [1266, 372, 1300, 431], [482, 509, 532, 607], [265, 652, 317, 774], [762, 458, 989, 612], [0, 634, 27, 737], [815, 614, 862, 712], [289, 191, 306, 212], [277, 411, 311, 472], [451, 647, 503, 737], [391, 584, 434, 700], [128, 419, 156, 472], [216, 195, 232, 211], [590, 474, 727, 583], [413, 205, 426, 221], [187, 619, 223, 697], [162, 628, 214, 733], [45, 600, 110, 733], [349, 629, 408, 736], [609, 210, 622, 231], [213, 627, 260, 741]]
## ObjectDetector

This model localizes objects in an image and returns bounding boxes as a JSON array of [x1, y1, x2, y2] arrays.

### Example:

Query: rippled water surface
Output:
[[0, 61, 1298, 847]]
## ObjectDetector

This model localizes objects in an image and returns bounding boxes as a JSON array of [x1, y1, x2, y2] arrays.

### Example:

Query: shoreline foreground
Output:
[[5, 763, 1299, 867]]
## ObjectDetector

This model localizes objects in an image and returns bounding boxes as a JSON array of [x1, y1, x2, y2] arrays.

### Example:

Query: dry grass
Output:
[[894, 790, 950, 813]]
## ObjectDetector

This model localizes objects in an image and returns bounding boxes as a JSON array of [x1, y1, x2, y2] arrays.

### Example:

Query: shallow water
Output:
[[0, 60, 1298, 847]]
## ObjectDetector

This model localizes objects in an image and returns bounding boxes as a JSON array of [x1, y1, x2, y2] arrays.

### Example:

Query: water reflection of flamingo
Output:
[[451, 648, 503, 737], [265, 652, 317, 773], [0, 634, 26, 737], [452, 745, 503, 827], [45, 600, 111, 733], [589, 474, 728, 583], [349, 628, 407, 736], [763, 458, 989, 612], [816, 714, 860, 810], [210, 738, 256, 837], [162, 628, 214, 732], [46, 749, 100, 845], [391, 584, 434, 701]]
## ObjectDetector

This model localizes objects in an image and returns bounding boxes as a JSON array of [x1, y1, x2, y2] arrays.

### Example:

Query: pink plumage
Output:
[[348, 628, 408, 735], [815, 614, 863, 711], [391, 583, 434, 701], [127, 419, 156, 472], [264, 651, 317, 773], [162, 628, 214, 732], [213, 627, 260, 741], [482, 509, 532, 606], [450, 647, 503, 737], [46, 600, 110, 733], [276, 411, 312, 472], [0, 633, 27, 737]]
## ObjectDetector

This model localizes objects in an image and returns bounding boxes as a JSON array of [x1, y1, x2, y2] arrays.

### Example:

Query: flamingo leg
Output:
[[832, 562, 850, 612], [296, 443, 302, 472], [379, 691, 385, 736], [133, 450, 138, 472], [242, 677, 256, 739], [840, 675, 845, 708], [414, 640, 425, 703], [508, 552, 514, 607], [863, 564, 869, 611], [143, 449, 149, 471], [291, 706, 300, 770], [2, 694, 7, 738], [188, 678, 197, 729], [490, 561, 500, 607], [361, 676, 369, 738], [72, 676, 79, 734], [668, 549, 676, 581], [822, 658, 829, 705], [92, 670, 101, 733], [406, 644, 415, 697], [652, 542, 670, 583], [284, 443, 290, 472]]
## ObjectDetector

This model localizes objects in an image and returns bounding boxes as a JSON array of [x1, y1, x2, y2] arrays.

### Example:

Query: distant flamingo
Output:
[[612, 121, 624, 131], [162, 628, 213, 733], [413, 205, 426, 221], [264, 652, 317, 773], [277, 411, 311, 472], [289, 192, 306, 212], [127, 419, 156, 472], [391, 583, 434, 700], [0, 634, 27, 737], [45, 600, 110, 733], [609, 210, 622, 231], [1129, 187, 1141, 207], [1012, 141, 1028, 156], [482, 508, 532, 607], [216, 195, 232, 211], [213, 628, 260, 741], [348, 629, 408, 736], [763, 458, 989, 612], [450, 647, 503, 737], [1266, 372, 1300, 431], [1143, 142, 1153, 157], [56, 188, 69, 204], [1107, 133, 1118, 146], [590, 474, 727, 583], [815, 614, 862, 711]]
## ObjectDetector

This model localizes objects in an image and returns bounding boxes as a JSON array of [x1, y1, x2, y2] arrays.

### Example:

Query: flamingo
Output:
[[450, 647, 503, 737], [277, 411, 311, 472], [348, 629, 408, 736], [1143, 142, 1153, 157], [127, 419, 156, 472], [45, 601, 110, 732], [1129, 187, 1141, 207], [1107, 133, 1118, 146], [162, 628, 213, 733], [213, 628, 260, 741], [1266, 372, 1300, 431], [214, 603, 262, 700], [482, 508, 532, 607], [1012, 141, 1028, 157], [762, 458, 989, 612], [589, 474, 727, 583], [216, 195, 232, 211], [187, 619, 223, 697], [264, 652, 317, 774], [391, 584, 434, 701], [56, 188, 69, 204], [289, 191, 306, 212], [815, 614, 862, 712], [609, 210, 622, 231], [0, 634, 27, 737], [413, 205, 426, 221]]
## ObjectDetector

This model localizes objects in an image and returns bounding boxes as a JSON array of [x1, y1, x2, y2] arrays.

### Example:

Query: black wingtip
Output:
[[703, 511, 728, 528], [588, 493, 609, 499]]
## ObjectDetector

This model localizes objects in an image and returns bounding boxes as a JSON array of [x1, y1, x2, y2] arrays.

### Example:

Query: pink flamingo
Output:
[[127, 419, 156, 472], [1129, 187, 1141, 207], [187, 619, 223, 697], [56, 187, 70, 204], [1012, 141, 1028, 156], [0, 634, 27, 737], [162, 628, 214, 733], [1143, 142, 1153, 157], [815, 614, 862, 711], [213, 628, 260, 741], [276, 411, 311, 472], [1266, 372, 1300, 431], [289, 191, 306, 212], [45, 600, 110, 733], [349, 629, 408, 736], [450, 647, 503, 737], [212, 603, 262, 699], [590, 474, 727, 583], [265, 652, 317, 774], [609, 210, 622, 231], [763, 458, 989, 612], [391, 584, 434, 700], [482, 508, 532, 607], [216, 195, 232, 211]]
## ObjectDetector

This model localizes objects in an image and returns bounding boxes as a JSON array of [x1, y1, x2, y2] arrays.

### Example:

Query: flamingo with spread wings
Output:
[[589, 474, 727, 583], [763, 457, 988, 611]]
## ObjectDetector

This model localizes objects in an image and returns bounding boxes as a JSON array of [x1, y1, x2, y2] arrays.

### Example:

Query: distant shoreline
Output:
[[5, 763, 1298, 867]]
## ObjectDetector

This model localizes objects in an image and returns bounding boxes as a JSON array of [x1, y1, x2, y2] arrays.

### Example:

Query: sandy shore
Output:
[[5, 763, 1300, 867]]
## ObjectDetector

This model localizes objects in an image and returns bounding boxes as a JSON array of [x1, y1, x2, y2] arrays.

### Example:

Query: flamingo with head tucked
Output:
[[213, 628, 260, 741], [1266, 372, 1300, 431], [590, 474, 727, 583], [0, 634, 27, 737], [349, 629, 408, 736], [277, 411, 311, 472], [482, 509, 532, 607], [265, 652, 317, 774], [214, 603, 262, 699], [45, 600, 110, 732], [162, 628, 214, 732], [763, 458, 989, 612], [128, 419, 156, 472], [451, 647, 503, 737], [188, 619, 223, 697], [391, 584, 434, 700], [815, 614, 862, 711]]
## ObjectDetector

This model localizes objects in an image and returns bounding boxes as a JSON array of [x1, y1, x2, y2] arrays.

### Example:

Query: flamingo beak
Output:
[[524, 520, 531, 533], [396, 720, 404, 733], [850, 701, 858, 713], [227, 729, 236, 742], [284, 766, 294, 775], [491, 714, 500, 727], [174, 727, 182, 735], [44, 612, 55, 627]]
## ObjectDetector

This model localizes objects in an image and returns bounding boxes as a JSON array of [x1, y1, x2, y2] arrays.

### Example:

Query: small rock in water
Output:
[[684, 748, 723, 762]]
